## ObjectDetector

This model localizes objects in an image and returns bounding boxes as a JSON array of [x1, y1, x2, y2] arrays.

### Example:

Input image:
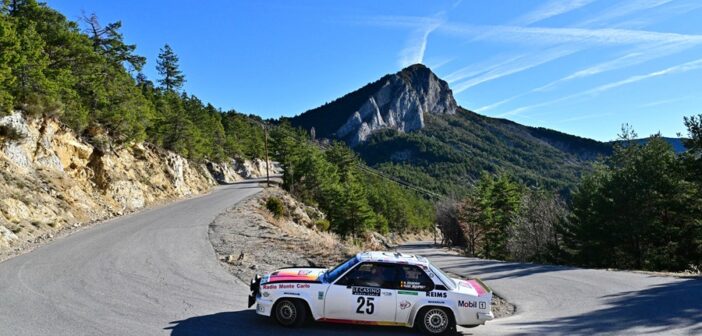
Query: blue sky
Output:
[[45, 0, 702, 141]]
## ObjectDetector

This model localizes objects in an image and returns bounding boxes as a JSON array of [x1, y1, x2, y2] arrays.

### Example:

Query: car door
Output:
[[324, 262, 397, 323], [394, 264, 436, 324]]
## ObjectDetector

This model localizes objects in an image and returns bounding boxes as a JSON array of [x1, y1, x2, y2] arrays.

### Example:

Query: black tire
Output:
[[416, 306, 456, 335], [273, 298, 307, 328]]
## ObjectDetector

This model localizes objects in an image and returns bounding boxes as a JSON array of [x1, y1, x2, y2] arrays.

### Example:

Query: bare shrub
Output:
[[436, 199, 464, 247], [508, 191, 567, 263]]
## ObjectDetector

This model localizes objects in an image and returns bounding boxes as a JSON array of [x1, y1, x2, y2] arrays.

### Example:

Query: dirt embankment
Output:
[[209, 188, 362, 284]]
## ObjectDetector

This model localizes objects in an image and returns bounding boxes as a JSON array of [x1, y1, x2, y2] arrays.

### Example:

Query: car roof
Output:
[[356, 251, 430, 267]]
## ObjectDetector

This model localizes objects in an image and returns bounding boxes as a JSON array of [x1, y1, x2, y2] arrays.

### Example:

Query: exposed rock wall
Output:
[[336, 64, 457, 146], [0, 112, 216, 251], [205, 157, 281, 184]]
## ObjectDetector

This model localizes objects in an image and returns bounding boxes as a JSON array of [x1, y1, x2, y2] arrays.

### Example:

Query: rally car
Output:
[[248, 251, 494, 335]]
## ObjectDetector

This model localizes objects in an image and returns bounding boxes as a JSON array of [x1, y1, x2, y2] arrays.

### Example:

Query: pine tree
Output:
[[566, 133, 700, 271], [156, 44, 185, 91], [474, 173, 521, 259], [0, 14, 18, 113], [83, 14, 145, 72], [12, 21, 60, 115]]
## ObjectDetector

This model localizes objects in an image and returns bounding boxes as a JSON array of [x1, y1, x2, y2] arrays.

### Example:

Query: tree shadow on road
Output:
[[165, 309, 471, 336], [399, 246, 573, 281], [434, 259, 573, 281], [508, 279, 702, 335]]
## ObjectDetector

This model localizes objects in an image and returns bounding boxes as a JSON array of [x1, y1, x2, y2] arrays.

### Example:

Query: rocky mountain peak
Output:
[[336, 64, 457, 146], [289, 64, 457, 147]]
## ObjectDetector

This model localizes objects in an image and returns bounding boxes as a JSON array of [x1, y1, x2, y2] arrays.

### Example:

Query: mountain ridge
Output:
[[288, 64, 457, 146], [285, 65, 609, 191]]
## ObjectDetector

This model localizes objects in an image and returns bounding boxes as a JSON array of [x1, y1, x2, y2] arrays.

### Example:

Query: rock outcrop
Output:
[[205, 158, 280, 184], [335, 64, 457, 146], [0, 111, 216, 253]]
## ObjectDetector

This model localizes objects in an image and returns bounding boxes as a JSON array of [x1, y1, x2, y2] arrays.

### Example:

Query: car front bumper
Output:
[[254, 297, 274, 317]]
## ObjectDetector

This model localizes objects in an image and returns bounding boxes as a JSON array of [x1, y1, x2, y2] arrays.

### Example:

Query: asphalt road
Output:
[[0, 183, 700, 336], [399, 244, 702, 336]]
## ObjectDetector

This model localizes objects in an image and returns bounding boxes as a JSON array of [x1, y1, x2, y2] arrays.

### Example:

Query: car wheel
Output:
[[273, 298, 307, 328], [417, 307, 455, 335]]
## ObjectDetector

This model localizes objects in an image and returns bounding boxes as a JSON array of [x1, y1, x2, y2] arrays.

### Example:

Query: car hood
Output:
[[261, 268, 327, 284]]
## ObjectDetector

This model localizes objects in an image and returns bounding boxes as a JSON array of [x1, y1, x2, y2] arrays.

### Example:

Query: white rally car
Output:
[[248, 251, 494, 335]]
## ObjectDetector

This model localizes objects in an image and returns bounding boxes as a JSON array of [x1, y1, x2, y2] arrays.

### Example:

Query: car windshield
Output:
[[323, 256, 359, 283], [429, 262, 456, 290]]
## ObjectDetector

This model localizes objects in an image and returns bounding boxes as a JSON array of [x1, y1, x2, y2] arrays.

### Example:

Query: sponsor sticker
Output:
[[458, 300, 478, 308], [262, 285, 277, 290], [283, 292, 300, 296], [400, 281, 426, 290], [256, 303, 264, 313], [382, 291, 393, 296], [262, 292, 270, 298], [428, 300, 445, 304], [318, 291, 324, 300], [400, 300, 412, 310], [479, 301, 487, 309], [398, 290, 418, 296], [352, 287, 381, 297], [426, 291, 447, 298]]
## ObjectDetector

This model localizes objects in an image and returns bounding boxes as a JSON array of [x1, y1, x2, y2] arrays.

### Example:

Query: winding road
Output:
[[0, 183, 700, 335]]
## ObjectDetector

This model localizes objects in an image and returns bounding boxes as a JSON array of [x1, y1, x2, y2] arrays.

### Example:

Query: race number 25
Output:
[[356, 297, 375, 314]]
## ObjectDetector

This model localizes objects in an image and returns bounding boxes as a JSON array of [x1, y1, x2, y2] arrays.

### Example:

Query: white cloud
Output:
[[443, 54, 525, 83], [576, 0, 673, 27], [638, 96, 692, 108], [587, 58, 702, 94], [498, 58, 702, 117], [425, 57, 454, 70], [451, 46, 580, 93], [440, 23, 702, 46], [514, 0, 597, 26], [475, 93, 526, 113], [535, 41, 696, 91], [398, 19, 442, 67]]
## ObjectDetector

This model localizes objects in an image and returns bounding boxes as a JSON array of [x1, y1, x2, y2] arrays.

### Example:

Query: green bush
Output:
[[314, 219, 330, 231], [266, 197, 285, 219]]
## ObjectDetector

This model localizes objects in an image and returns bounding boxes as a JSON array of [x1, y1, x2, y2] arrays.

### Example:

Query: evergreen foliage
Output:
[[0, 1, 264, 161], [156, 44, 185, 92], [270, 123, 434, 237], [355, 109, 611, 196], [562, 121, 702, 272]]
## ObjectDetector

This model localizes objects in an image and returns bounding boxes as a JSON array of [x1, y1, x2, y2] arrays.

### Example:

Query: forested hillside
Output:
[[269, 123, 435, 237], [0, 0, 265, 162], [356, 108, 613, 194]]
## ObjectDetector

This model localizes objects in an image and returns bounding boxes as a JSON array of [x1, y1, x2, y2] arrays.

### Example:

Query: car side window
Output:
[[336, 263, 397, 289], [397, 265, 434, 291]]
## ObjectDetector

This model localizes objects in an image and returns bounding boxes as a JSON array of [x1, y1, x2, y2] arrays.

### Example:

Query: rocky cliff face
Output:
[[206, 158, 281, 184], [335, 64, 457, 146], [0, 112, 216, 251]]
